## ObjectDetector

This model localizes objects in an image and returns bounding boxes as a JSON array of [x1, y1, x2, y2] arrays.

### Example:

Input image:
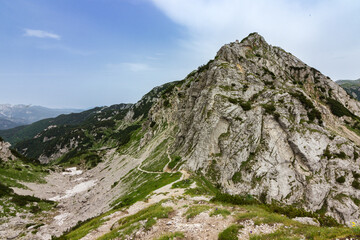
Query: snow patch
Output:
[[62, 167, 83, 176], [50, 180, 97, 201], [73, 177, 85, 182]]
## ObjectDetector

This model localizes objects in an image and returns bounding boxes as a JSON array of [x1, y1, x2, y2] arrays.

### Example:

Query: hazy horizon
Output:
[[1, 0, 359, 109]]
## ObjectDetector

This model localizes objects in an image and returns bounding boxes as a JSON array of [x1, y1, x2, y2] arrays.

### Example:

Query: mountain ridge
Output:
[[0, 104, 83, 130], [336, 78, 360, 101], [3, 33, 360, 239], [140, 32, 360, 225]]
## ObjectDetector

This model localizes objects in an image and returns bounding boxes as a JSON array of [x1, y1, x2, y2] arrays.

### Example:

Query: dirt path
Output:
[[81, 170, 189, 240], [138, 135, 174, 174]]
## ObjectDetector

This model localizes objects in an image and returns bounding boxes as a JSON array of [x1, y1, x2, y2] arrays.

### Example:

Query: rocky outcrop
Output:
[[145, 33, 360, 225], [0, 139, 15, 162]]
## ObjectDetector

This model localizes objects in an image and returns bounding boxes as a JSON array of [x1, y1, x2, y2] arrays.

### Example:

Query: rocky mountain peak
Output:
[[216, 32, 270, 63], [143, 33, 360, 225]]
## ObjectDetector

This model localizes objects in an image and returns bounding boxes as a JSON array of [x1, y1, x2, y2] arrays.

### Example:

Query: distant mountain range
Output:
[[336, 78, 360, 101], [0, 104, 82, 130]]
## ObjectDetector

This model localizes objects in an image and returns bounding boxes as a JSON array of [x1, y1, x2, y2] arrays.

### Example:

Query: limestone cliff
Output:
[[145, 33, 360, 225], [0, 138, 16, 162]]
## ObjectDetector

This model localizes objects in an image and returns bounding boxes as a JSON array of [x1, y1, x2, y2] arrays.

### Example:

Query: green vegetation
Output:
[[172, 179, 193, 189], [335, 151, 347, 159], [352, 180, 360, 190], [197, 59, 214, 73], [168, 156, 181, 170], [290, 91, 322, 124], [218, 224, 243, 240], [354, 150, 359, 160], [249, 226, 356, 240], [336, 176, 346, 184], [211, 193, 259, 206], [155, 232, 184, 240], [211, 192, 339, 227], [98, 203, 173, 240], [111, 171, 181, 208], [210, 208, 230, 217], [0, 184, 54, 218], [0, 181, 13, 197], [0, 81, 178, 167], [262, 104, 276, 114], [141, 139, 169, 172], [228, 97, 251, 111], [184, 205, 211, 219], [337, 79, 360, 101], [231, 172, 242, 183], [353, 171, 360, 179], [323, 146, 332, 159], [326, 98, 354, 118], [262, 66, 276, 80], [52, 213, 108, 240], [0, 155, 46, 189], [110, 124, 141, 146], [164, 99, 171, 108], [184, 175, 219, 196]]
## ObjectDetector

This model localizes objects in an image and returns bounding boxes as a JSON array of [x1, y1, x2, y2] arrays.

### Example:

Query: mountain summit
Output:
[[143, 32, 360, 224], [3, 33, 360, 239]]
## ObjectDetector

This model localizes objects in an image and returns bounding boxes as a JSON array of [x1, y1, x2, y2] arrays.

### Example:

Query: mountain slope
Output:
[[140, 33, 360, 225], [337, 79, 360, 101], [0, 104, 82, 130], [0, 138, 56, 239], [4, 33, 360, 239], [2, 81, 180, 164], [0, 117, 21, 130]]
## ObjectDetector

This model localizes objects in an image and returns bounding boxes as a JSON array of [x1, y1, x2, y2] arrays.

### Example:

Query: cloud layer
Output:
[[24, 29, 60, 40]]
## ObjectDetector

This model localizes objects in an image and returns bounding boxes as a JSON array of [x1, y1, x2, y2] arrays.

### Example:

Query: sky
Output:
[[0, 0, 359, 109]]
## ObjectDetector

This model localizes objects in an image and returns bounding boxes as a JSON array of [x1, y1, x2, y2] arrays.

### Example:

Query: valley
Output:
[[2, 33, 360, 239]]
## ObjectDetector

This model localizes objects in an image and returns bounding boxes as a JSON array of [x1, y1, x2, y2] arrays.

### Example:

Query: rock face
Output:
[[0, 139, 15, 162], [145, 33, 360, 225]]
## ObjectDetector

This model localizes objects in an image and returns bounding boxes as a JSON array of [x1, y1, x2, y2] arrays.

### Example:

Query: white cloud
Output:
[[150, 0, 360, 79], [24, 29, 60, 40], [37, 44, 93, 56], [107, 62, 153, 72]]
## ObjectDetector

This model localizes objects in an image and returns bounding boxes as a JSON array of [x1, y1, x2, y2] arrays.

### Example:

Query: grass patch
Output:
[[228, 98, 252, 111], [326, 98, 355, 118], [141, 139, 169, 172], [184, 175, 219, 196], [211, 193, 259, 206], [53, 213, 109, 240], [218, 224, 243, 240], [290, 91, 322, 123], [336, 176, 346, 184], [211, 193, 339, 227], [250, 224, 358, 240], [155, 232, 185, 240], [231, 172, 242, 183], [172, 179, 193, 189], [168, 156, 181, 170], [111, 171, 181, 208], [210, 208, 231, 218], [185, 205, 211, 219], [98, 203, 173, 240]]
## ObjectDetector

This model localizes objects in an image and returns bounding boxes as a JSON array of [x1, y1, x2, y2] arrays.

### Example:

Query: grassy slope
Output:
[[54, 171, 360, 240], [0, 150, 55, 219]]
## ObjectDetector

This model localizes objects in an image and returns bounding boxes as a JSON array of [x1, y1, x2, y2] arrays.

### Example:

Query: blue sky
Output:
[[1, 0, 360, 108]]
